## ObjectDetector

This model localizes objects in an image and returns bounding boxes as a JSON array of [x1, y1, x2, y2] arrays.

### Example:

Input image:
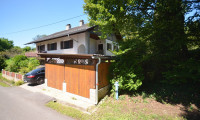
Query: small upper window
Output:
[[47, 43, 57, 51], [61, 40, 73, 49], [107, 43, 112, 50]]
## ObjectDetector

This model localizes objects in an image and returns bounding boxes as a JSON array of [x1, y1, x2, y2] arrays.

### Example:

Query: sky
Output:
[[0, 0, 88, 48]]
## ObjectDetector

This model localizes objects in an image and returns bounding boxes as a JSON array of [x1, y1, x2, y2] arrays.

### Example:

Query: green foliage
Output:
[[163, 58, 200, 84], [6, 55, 27, 72], [15, 80, 24, 86], [1, 46, 23, 59], [19, 58, 40, 74], [5, 55, 39, 74], [84, 0, 200, 91], [33, 34, 47, 41], [0, 56, 7, 70], [0, 38, 14, 51], [23, 46, 31, 52]]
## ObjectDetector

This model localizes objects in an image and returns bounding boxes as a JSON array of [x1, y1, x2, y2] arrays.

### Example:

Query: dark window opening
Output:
[[47, 43, 57, 51], [98, 44, 103, 51], [61, 40, 73, 49], [107, 43, 112, 50], [37, 45, 45, 53]]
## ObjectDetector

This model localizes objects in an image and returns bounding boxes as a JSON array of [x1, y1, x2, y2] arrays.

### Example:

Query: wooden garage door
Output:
[[65, 64, 95, 98], [45, 64, 64, 90]]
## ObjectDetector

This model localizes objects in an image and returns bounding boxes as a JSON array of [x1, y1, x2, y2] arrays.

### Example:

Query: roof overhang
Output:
[[24, 25, 95, 45]]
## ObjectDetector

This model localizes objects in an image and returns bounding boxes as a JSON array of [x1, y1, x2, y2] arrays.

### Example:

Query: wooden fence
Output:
[[1, 69, 23, 81]]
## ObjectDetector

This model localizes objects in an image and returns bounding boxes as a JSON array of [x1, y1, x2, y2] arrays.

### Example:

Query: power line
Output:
[[2, 14, 86, 35]]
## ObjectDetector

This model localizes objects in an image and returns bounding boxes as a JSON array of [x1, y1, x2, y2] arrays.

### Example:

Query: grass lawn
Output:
[[46, 95, 186, 120]]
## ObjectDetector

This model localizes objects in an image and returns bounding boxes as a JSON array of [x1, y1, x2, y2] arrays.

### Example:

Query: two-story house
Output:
[[25, 20, 118, 56], [25, 20, 119, 105]]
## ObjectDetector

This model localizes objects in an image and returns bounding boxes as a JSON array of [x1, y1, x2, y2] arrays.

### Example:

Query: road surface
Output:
[[0, 86, 73, 120]]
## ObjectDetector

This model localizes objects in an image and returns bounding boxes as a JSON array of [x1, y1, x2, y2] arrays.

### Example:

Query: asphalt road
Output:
[[0, 86, 74, 120]]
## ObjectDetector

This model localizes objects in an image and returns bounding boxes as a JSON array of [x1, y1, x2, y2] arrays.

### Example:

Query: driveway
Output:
[[0, 86, 74, 120]]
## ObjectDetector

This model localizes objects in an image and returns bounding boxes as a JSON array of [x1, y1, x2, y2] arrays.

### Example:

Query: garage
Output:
[[39, 53, 111, 104]]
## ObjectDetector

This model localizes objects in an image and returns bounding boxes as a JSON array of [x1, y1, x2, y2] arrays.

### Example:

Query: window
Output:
[[47, 43, 57, 51], [60, 40, 73, 49], [37, 45, 45, 53], [98, 44, 103, 51], [107, 43, 112, 50], [114, 45, 119, 51]]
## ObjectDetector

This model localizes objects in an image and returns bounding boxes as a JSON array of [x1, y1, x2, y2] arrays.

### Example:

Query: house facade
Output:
[[26, 20, 118, 56], [25, 20, 118, 104]]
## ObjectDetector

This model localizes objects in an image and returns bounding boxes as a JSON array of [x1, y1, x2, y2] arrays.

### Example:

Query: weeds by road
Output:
[[0, 73, 24, 87]]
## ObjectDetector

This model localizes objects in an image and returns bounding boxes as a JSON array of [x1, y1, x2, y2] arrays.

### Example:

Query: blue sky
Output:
[[0, 0, 88, 48]]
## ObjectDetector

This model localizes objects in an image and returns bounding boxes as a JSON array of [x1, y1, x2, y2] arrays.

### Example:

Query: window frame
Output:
[[37, 45, 45, 53], [107, 43, 112, 50], [60, 40, 73, 49], [47, 43, 57, 51]]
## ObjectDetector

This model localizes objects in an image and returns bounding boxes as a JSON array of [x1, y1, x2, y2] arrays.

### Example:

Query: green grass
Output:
[[46, 97, 184, 120], [0, 73, 12, 87], [46, 101, 89, 120], [0, 81, 10, 87]]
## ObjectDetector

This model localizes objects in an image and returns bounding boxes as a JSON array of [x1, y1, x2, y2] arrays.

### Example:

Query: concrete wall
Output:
[[90, 85, 110, 104]]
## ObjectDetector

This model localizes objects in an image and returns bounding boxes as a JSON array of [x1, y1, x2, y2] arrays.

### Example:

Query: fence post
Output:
[[14, 73, 17, 81]]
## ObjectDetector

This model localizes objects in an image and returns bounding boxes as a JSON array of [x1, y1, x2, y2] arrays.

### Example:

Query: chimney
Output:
[[66, 24, 71, 30], [79, 20, 84, 26]]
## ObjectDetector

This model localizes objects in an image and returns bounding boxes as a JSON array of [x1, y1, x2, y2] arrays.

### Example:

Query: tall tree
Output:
[[33, 34, 47, 41], [0, 38, 14, 51], [84, 0, 200, 91]]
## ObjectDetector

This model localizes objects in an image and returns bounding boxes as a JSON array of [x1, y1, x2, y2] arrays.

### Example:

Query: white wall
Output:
[[36, 32, 117, 56], [105, 39, 114, 56], [89, 38, 97, 54], [36, 33, 87, 54]]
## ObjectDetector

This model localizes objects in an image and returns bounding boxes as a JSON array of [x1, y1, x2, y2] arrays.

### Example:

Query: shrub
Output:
[[15, 80, 24, 86], [0, 56, 7, 70], [109, 47, 144, 93], [6, 55, 40, 74], [163, 58, 200, 84]]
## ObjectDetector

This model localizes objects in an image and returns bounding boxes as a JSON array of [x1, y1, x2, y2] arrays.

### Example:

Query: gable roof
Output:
[[25, 24, 94, 45]]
